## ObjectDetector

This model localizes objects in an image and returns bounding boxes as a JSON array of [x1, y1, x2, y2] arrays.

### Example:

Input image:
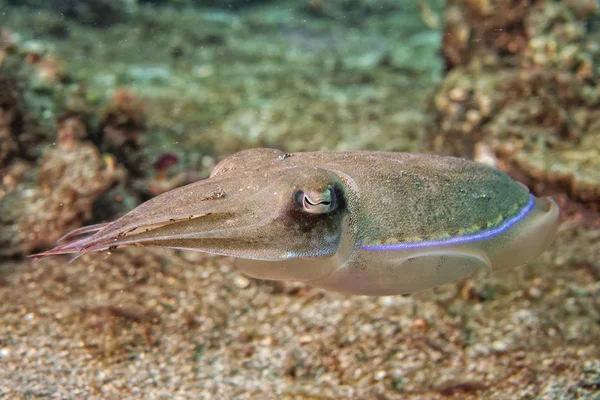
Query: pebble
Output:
[[491, 340, 509, 353], [449, 87, 468, 102], [298, 335, 313, 344], [233, 275, 250, 289], [374, 370, 386, 381]]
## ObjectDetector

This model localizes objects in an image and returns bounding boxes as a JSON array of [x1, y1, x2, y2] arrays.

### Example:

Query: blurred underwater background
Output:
[[0, 0, 599, 398]]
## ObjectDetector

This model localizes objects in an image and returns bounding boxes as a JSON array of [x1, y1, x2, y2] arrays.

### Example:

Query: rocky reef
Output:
[[426, 0, 600, 225], [0, 32, 148, 255], [0, 122, 126, 256]]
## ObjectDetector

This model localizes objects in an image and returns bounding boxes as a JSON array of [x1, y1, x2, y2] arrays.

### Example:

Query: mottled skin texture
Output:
[[34, 148, 560, 295], [267, 150, 531, 245]]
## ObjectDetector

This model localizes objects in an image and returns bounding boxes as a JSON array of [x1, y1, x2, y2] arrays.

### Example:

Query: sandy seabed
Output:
[[1, 222, 599, 399]]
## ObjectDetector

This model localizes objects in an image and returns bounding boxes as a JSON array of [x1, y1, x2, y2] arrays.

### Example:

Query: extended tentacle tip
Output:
[[57, 223, 107, 243], [68, 252, 86, 264], [27, 250, 54, 261], [28, 238, 87, 261]]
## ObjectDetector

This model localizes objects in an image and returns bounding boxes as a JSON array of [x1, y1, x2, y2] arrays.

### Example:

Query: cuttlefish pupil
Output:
[[294, 187, 336, 214], [32, 148, 560, 296]]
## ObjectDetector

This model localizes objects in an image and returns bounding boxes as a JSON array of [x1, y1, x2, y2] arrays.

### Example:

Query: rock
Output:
[[425, 0, 600, 224]]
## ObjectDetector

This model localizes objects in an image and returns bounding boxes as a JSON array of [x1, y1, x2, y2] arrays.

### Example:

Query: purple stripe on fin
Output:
[[359, 194, 535, 251]]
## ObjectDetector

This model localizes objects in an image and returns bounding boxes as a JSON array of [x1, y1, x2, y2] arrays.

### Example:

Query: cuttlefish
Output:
[[34, 148, 560, 295]]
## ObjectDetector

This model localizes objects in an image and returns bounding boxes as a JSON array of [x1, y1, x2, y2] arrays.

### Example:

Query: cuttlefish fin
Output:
[[313, 248, 492, 296], [395, 250, 492, 294]]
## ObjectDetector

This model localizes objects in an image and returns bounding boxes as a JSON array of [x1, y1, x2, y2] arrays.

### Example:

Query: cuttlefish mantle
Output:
[[33, 148, 560, 296]]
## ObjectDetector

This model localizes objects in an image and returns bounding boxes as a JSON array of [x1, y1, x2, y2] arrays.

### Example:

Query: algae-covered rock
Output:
[[0, 78, 24, 169], [426, 0, 600, 220], [0, 138, 125, 256], [0, 76, 46, 170], [97, 89, 148, 177], [0, 32, 158, 258]]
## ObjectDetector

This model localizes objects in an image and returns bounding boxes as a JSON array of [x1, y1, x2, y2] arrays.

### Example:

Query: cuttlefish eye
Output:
[[294, 187, 337, 214]]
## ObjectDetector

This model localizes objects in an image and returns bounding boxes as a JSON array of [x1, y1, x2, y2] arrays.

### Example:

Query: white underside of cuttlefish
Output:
[[33, 148, 560, 296]]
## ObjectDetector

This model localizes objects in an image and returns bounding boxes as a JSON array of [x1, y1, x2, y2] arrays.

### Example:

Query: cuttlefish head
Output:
[[33, 164, 354, 275]]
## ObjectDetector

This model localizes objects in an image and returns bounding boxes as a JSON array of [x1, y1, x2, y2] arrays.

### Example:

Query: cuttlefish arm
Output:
[[33, 148, 560, 296]]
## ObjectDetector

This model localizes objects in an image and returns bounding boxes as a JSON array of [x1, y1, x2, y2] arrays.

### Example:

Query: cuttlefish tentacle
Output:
[[32, 148, 560, 296], [56, 222, 110, 243]]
